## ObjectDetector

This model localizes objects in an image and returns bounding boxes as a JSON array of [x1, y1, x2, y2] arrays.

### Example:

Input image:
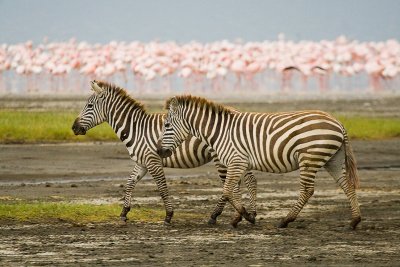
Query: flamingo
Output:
[[0, 38, 399, 95]]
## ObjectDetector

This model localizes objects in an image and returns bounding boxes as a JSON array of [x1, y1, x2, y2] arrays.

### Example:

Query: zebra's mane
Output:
[[165, 95, 235, 114], [96, 81, 146, 112]]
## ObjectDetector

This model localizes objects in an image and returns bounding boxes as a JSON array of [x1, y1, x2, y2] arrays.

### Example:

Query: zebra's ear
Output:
[[168, 97, 179, 113], [90, 80, 104, 95]]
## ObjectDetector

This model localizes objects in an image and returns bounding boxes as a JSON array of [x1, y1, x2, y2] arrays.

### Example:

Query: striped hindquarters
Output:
[[235, 111, 345, 173]]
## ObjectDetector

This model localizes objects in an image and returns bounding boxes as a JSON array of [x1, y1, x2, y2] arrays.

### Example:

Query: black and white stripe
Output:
[[159, 95, 361, 229], [72, 81, 257, 225]]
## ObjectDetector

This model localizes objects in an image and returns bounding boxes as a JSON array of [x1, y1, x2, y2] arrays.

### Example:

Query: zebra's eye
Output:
[[165, 123, 170, 128], [87, 104, 93, 109]]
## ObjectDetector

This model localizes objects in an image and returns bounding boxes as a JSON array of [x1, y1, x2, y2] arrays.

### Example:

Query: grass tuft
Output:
[[0, 110, 117, 143], [0, 202, 202, 224], [338, 116, 400, 140]]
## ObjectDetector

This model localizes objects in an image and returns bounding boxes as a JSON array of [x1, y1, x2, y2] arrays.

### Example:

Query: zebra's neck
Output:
[[185, 106, 233, 156], [104, 93, 150, 144]]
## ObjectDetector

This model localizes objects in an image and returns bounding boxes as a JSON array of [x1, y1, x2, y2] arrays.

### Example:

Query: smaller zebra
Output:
[[158, 95, 362, 229], [72, 81, 257, 226]]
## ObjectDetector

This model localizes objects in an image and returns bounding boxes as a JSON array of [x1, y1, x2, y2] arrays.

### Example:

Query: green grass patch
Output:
[[0, 110, 399, 142], [0, 110, 117, 143], [337, 116, 400, 140], [0, 202, 201, 224]]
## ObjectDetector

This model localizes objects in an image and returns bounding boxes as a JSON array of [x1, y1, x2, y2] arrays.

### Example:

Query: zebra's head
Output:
[[72, 80, 108, 135], [157, 97, 191, 158]]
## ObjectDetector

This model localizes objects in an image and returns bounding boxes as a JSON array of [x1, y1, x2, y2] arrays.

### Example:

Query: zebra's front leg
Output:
[[230, 172, 257, 226], [208, 195, 227, 225], [208, 163, 227, 224], [278, 167, 316, 228], [209, 163, 244, 225], [230, 180, 246, 227], [222, 161, 252, 228], [243, 171, 257, 223], [209, 182, 244, 226], [147, 161, 174, 225], [120, 164, 148, 222]]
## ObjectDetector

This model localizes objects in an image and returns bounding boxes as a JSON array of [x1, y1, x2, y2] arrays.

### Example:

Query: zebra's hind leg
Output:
[[325, 146, 361, 229], [120, 164, 148, 222], [278, 167, 317, 228]]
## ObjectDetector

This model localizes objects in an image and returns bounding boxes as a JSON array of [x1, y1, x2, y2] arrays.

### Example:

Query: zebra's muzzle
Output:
[[72, 119, 86, 135], [157, 147, 173, 158]]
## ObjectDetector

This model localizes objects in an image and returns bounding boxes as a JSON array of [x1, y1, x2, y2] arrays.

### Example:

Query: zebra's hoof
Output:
[[120, 206, 131, 221], [278, 216, 295, 228], [350, 216, 361, 230], [240, 207, 254, 224], [120, 216, 128, 222], [163, 221, 172, 227], [277, 219, 289, 228], [208, 218, 217, 225], [231, 215, 242, 228], [164, 211, 174, 226], [245, 213, 256, 224]]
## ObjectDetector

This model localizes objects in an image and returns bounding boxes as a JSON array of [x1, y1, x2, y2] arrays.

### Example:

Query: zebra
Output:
[[71, 80, 257, 226], [157, 95, 362, 229]]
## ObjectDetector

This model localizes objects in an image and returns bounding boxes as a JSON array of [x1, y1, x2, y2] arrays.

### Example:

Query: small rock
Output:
[[70, 184, 78, 188]]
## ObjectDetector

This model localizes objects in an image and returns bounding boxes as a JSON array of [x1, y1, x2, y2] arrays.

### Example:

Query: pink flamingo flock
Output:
[[0, 36, 399, 95]]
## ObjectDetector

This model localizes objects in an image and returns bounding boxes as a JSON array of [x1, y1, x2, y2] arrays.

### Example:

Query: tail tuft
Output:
[[343, 131, 360, 189]]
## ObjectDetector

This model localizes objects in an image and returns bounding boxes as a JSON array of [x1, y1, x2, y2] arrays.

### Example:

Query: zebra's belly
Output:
[[248, 152, 299, 173]]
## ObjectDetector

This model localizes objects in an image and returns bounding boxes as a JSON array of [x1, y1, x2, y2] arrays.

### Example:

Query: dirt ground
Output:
[[0, 139, 399, 266], [1, 96, 400, 266]]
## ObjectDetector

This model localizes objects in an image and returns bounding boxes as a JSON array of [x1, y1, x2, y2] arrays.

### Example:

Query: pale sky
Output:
[[0, 0, 399, 44]]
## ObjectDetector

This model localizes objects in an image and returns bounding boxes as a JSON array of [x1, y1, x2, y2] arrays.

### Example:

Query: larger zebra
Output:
[[158, 95, 362, 229], [72, 81, 257, 225]]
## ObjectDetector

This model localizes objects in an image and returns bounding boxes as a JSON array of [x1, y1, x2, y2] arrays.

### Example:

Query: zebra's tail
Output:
[[343, 130, 360, 189]]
